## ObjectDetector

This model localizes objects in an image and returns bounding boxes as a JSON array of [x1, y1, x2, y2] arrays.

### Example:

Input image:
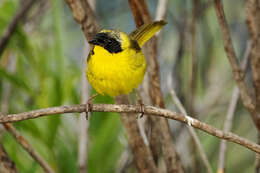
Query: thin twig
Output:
[[2, 123, 55, 173], [213, 0, 257, 121], [77, 1, 96, 171], [0, 143, 18, 173], [217, 41, 252, 173], [0, 0, 36, 56], [78, 41, 90, 173], [1, 104, 260, 154], [167, 76, 214, 173]]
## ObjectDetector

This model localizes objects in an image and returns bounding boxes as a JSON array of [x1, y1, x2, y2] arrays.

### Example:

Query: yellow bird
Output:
[[86, 20, 167, 97]]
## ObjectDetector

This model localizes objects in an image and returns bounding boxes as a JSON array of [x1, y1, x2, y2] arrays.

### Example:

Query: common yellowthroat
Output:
[[86, 20, 167, 97]]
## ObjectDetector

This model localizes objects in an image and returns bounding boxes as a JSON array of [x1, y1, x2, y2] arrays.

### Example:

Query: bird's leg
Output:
[[85, 93, 98, 120], [133, 89, 145, 118], [138, 99, 145, 118]]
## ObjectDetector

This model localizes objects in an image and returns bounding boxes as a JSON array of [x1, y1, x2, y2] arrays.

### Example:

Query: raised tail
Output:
[[129, 20, 167, 47]]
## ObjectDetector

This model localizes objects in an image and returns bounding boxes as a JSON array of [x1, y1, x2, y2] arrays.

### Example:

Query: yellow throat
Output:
[[86, 20, 167, 97]]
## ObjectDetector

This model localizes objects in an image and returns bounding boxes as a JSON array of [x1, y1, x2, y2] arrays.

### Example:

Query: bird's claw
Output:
[[85, 93, 98, 120], [138, 99, 145, 118]]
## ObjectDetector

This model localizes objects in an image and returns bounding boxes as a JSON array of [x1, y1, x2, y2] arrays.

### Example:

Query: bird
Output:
[[86, 20, 167, 100]]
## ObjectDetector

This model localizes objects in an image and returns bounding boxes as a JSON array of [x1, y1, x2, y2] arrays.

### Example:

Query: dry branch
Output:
[[217, 41, 251, 173], [0, 0, 36, 56], [3, 123, 55, 173], [1, 104, 260, 154], [246, 0, 260, 109], [78, 41, 90, 173], [115, 96, 157, 173], [213, 0, 257, 118], [66, 0, 98, 40], [167, 76, 213, 173], [0, 143, 18, 173], [245, 1, 260, 171]]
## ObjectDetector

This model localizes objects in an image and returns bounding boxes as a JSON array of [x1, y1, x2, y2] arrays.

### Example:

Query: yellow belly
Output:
[[86, 46, 146, 97]]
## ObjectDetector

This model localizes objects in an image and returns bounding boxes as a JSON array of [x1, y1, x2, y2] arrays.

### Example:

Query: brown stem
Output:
[[213, 0, 256, 115], [167, 76, 213, 173], [115, 95, 157, 173], [0, 142, 18, 173], [3, 123, 55, 173], [66, 0, 99, 40], [218, 41, 251, 173]]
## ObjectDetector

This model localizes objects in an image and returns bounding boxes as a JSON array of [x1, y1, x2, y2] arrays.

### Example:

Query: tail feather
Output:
[[129, 20, 167, 47]]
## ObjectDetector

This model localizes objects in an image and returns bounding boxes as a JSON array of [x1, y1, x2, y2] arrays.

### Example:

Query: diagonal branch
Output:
[[217, 41, 251, 173], [1, 104, 260, 154], [0, 0, 37, 56], [3, 123, 55, 173], [213, 0, 257, 125], [0, 142, 18, 173], [66, 0, 98, 40], [167, 76, 213, 173]]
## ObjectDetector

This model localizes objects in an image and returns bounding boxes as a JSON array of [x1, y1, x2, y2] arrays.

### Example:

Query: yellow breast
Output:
[[86, 45, 146, 97]]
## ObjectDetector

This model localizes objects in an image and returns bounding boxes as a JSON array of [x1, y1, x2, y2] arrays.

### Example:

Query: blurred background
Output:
[[0, 0, 256, 172]]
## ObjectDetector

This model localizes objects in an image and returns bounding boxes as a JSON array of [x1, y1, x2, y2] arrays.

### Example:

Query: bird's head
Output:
[[88, 30, 136, 53]]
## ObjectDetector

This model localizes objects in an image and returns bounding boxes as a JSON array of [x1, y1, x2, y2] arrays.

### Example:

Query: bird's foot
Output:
[[85, 93, 98, 120], [138, 99, 145, 118]]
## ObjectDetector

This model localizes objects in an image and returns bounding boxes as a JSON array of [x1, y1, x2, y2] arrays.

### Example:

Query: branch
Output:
[[66, 0, 98, 40], [167, 76, 213, 173], [213, 0, 256, 119], [218, 41, 251, 173], [3, 123, 55, 173], [0, 143, 18, 173], [0, 0, 36, 56], [246, 0, 260, 109], [115, 95, 157, 173], [78, 41, 90, 173], [1, 104, 260, 154]]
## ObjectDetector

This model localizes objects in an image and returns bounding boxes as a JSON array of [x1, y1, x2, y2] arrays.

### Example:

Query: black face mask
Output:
[[89, 33, 122, 53]]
